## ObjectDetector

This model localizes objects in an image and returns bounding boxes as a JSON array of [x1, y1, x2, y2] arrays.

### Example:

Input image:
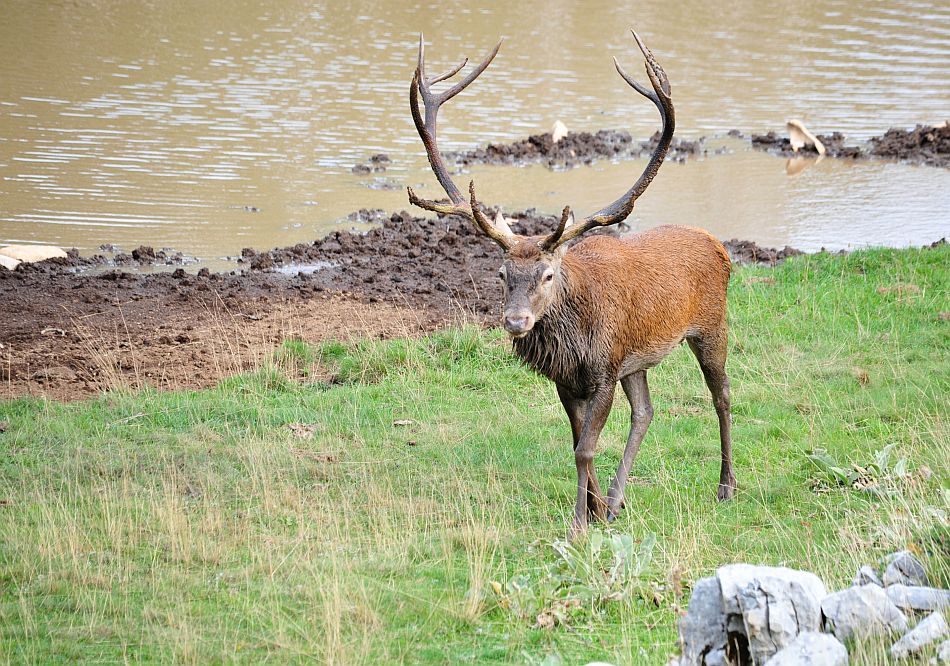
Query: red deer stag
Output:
[[407, 30, 736, 537]]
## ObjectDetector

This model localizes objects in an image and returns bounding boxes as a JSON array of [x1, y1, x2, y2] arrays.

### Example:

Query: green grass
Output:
[[1, 246, 948, 664]]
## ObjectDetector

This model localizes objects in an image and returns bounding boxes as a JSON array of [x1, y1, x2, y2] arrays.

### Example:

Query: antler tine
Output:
[[470, 181, 514, 250], [408, 35, 505, 230], [539, 206, 573, 251], [545, 28, 675, 249]]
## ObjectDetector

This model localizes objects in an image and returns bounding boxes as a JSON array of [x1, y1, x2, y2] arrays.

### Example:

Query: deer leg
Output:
[[606, 371, 653, 521], [568, 385, 615, 539], [687, 334, 737, 501], [557, 385, 608, 523]]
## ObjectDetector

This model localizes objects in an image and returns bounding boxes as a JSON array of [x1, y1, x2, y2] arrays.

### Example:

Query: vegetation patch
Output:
[[0, 246, 947, 663]]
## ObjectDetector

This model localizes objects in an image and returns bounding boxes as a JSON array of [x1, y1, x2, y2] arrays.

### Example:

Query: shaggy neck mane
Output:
[[511, 268, 599, 393]]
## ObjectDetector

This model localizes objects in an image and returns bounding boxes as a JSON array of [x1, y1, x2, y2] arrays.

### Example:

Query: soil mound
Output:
[[750, 124, 950, 166], [446, 130, 703, 168], [868, 124, 950, 167]]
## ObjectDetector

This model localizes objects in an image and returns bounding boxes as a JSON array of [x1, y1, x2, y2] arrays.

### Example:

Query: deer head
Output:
[[407, 29, 674, 338]]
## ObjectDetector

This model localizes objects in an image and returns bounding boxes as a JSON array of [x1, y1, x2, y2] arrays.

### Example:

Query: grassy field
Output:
[[1, 246, 948, 664]]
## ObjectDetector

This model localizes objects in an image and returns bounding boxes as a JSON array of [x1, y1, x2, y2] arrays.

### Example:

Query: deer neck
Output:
[[511, 263, 601, 393]]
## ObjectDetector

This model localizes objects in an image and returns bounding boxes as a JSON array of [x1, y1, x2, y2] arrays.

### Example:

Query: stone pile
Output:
[[675, 551, 949, 665]]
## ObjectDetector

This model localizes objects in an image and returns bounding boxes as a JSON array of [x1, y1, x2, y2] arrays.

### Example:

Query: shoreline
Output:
[[1, 204, 945, 400]]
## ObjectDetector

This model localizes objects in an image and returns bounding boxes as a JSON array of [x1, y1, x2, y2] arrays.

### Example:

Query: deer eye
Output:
[[543, 271, 554, 283], [498, 268, 506, 280]]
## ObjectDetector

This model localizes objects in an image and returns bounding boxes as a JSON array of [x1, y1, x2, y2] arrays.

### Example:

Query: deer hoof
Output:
[[717, 481, 736, 502]]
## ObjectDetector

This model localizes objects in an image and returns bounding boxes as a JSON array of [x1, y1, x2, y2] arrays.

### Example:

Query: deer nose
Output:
[[504, 314, 534, 336]]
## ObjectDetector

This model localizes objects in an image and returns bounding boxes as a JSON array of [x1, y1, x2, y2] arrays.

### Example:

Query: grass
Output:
[[0, 245, 948, 664]]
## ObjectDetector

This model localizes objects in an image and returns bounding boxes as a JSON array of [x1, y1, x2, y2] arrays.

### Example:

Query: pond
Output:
[[1, 0, 948, 269]]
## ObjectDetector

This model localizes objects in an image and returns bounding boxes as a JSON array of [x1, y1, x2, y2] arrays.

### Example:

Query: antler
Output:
[[541, 29, 675, 250], [406, 35, 514, 250]]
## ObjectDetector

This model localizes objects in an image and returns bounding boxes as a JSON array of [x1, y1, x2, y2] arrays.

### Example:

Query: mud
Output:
[[2, 207, 813, 400], [446, 130, 704, 168], [868, 124, 950, 167], [446, 125, 950, 168], [750, 131, 865, 159], [351, 153, 391, 174], [749, 124, 950, 166]]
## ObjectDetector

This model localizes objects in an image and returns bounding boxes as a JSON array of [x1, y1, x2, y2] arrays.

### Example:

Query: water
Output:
[[1, 0, 948, 269]]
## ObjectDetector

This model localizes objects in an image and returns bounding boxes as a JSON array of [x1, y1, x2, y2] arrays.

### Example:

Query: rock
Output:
[[821, 584, 908, 641], [938, 638, 950, 662], [886, 585, 950, 614], [717, 564, 827, 664], [0, 244, 67, 263], [763, 632, 848, 665], [884, 550, 929, 587], [703, 649, 729, 666], [677, 576, 727, 664], [0, 254, 20, 270], [890, 611, 948, 659], [852, 565, 883, 587]]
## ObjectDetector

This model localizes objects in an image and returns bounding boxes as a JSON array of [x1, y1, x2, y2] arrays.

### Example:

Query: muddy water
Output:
[[1, 0, 949, 268]]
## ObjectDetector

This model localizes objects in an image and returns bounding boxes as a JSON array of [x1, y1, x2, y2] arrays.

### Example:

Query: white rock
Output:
[[717, 564, 827, 664], [887, 585, 950, 614], [0, 244, 67, 263], [704, 649, 729, 666], [821, 583, 908, 641], [938, 637, 950, 662], [884, 550, 929, 587], [786, 120, 826, 156], [764, 631, 849, 665], [552, 120, 569, 144], [677, 576, 727, 665], [853, 565, 883, 587], [0, 254, 20, 270], [890, 611, 948, 659]]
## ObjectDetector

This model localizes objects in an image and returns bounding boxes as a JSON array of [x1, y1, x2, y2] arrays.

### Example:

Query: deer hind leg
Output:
[[687, 329, 737, 501], [556, 385, 609, 526], [606, 371, 654, 521]]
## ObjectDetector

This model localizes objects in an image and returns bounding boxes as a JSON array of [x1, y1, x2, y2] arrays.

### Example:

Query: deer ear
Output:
[[493, 211, 513, 236]]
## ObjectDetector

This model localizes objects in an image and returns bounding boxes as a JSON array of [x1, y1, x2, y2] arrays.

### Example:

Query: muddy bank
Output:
[[749, 124, 950, 167], [1, 208, 809, 399], [446, 129, 706, 168], [443, 124, 950, 169]]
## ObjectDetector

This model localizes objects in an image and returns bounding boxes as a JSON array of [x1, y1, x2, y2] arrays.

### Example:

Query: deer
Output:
[[406, 29, 736, 538]]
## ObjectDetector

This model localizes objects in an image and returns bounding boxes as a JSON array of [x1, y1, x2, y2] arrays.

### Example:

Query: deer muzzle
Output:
[[503, 312, 535, 338]]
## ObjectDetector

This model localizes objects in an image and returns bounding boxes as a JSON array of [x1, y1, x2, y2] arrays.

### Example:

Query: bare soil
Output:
[[446, 129, 705, 168], [1, 208, 807, 400], [749, 124, 950, 166], [442, 125, 950, 168]]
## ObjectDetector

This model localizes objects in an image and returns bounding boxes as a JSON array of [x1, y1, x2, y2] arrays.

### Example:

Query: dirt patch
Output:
[[446, 129, 704, 168], [351, 153, 391, 174], [868, 124, 950, 167], [0, 260, 438, 401], [0, 208, 810, 400], [749, 124, 950, 166], [750, 131, 865, 159], [454, 124, 950, 168], [722, 239, 805, 265]]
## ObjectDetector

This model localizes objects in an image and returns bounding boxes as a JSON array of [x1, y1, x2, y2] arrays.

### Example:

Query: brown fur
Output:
[[499, 224, 736, 536]]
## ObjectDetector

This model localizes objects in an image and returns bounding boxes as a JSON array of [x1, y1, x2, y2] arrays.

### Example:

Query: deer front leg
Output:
[[607, 371, 654, 521], [569, 385, 615, 540], [557, 385, 608, 523]]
